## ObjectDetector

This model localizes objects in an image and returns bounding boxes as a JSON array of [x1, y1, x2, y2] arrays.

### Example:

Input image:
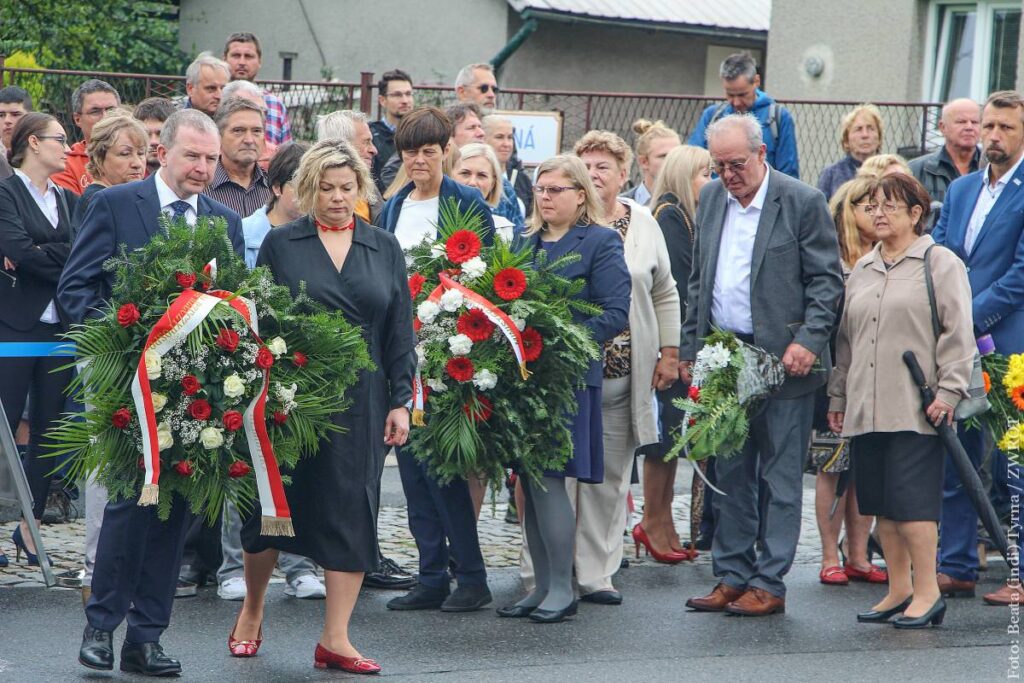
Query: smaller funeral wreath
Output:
[[47, 216, 372, 533]]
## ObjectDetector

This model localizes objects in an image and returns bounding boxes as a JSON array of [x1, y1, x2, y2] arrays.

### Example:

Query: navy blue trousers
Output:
[[939, 425, 985, 582]]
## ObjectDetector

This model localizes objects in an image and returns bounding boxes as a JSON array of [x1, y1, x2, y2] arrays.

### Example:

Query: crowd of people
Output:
[[0, 33, 1022, 675]]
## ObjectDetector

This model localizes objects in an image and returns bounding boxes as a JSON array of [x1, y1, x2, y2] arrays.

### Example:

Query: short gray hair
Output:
[[315, 110, 368, 142], [160, 109, 219, 149], [719, 53, 758, 83], [454, 63, 493, 89], [214, 97, 265, 132], [71, 79, 120, 114], [221, 79, 264, 102], [186, 52, 230, 87], [705, 113, 763, 151]]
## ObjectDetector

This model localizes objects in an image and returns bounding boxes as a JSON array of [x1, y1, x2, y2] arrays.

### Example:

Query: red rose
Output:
[[445, 230, 482, 264], [456, 309, 495, 342], [292, 351, 308, 368], [255, 347, 274, 370], [408, 272, 426, 299], [111, 407, 131, 429], [222, 410, 243, 432], [228, 461, 250, 478], [188, 398, 212, 421], [688, 386, 700, 401], [175, 271, 197, 289], [272, 411, 288, 425], [199, 281, 211, 291], [181, 375, 201, 395], [493, 268, 527, 301], [446, 357, 474, 382], [116, 303, 140, 327], [174, 460, 194, 477], [688, 417, 697, 427], [463, 395, 493, 422], [216, 328, 240, 352], [521, 327, 543, 362]]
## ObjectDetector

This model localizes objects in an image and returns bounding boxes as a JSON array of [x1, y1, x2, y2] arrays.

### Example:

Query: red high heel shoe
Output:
[[228, 616, 262, 657], [314, 644, 381, 674], [632, 524, 689, 564]]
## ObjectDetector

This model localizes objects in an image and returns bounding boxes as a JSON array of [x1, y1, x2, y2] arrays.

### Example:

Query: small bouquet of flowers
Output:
[[405, 199, 600, 486], [668, 330, 786, 461], [973, 340, 1023, 461], [47, 217, 372, 531]]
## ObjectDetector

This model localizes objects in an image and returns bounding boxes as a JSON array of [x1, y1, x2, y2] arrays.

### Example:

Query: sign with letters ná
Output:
[[495, 110, 563, 168]]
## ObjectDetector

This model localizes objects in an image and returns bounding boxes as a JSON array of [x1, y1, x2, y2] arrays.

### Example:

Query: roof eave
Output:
[[520, 8, 768, 42]]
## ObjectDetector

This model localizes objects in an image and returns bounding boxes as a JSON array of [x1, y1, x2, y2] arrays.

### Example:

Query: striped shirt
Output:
[[204, 162, 272, 218]]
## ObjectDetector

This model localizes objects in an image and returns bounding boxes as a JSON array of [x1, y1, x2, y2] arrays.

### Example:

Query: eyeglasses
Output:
[[36, 134, 68, 145], [386, 90, 414, 99], [533, 185, 576, 197], [710, 154, 754, 175], [864, 201, 906, 216], [83, 106, 118, 118], [477, 84, 500, 94]]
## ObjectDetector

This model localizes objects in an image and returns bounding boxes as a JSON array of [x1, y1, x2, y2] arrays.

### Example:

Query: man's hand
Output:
[[782, 343, 816, 377], [384, 407, 410, 446], [679, 360, 693, 385]]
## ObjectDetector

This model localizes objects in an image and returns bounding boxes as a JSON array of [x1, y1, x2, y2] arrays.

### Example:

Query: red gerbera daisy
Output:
[[445, 230, 482, 264], [408, 272, 426, 299], [494, 267, 527, 301], [521, 327, 543, 362], [446, 357, 475, 382], [456, 309, 495, 342], [463, 395, 494, 422]]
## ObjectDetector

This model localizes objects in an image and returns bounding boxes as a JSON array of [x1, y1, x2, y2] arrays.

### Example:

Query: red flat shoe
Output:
[[314, 644, 381, 674], [844, 563, 888, 584], [819, 565, 849, 585], [228, 616, 263, 657]]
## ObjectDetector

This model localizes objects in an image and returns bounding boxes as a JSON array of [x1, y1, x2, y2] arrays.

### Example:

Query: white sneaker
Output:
[[285, 574, 326, 599], [217, 576, 247, 601]]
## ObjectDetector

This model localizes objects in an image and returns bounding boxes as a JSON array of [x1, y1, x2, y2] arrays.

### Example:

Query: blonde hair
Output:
[[857, 153, 911, 178], [383, 143, 460, 200], [631, 118, 680, 159], [573, 129, 633, 173], [649, 145, 711, 216], [85, 111, 147, 179], [454, 142, 503, 207], [293, 138, 375, 215], [839, 104, 884, 154], [524, 154, 605, 236], [829, 175, 876, 268]]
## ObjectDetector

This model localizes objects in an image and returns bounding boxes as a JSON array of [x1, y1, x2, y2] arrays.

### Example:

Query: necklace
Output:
[[315, 218, 355, 232]]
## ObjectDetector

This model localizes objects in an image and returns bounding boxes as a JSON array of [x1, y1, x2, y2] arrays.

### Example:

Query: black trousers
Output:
[[0, 319, 73, 519]]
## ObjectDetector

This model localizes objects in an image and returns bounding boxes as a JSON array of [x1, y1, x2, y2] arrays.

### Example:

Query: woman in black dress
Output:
[[230, 139, 416, 674]]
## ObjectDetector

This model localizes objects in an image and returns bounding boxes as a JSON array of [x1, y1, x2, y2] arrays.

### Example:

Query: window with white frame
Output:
[[927, 0, 1021, 102]]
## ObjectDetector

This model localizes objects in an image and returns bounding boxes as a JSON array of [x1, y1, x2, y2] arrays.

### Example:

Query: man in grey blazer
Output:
[[680, 114, 843, 616]]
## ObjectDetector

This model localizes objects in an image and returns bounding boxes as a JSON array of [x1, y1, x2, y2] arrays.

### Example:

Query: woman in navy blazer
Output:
[[498, 154, 630, 623], [0, 113, 76, 566]]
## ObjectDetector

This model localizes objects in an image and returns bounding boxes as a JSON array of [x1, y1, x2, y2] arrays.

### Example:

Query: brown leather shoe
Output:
[[937, 572, 976, 598], [724, 587, 785, 616], [983, 583, 1024, 606], [685, 583, 745, 612]]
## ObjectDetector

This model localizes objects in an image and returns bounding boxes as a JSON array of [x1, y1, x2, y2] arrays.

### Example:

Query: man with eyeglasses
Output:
[[52, 79, 120, 195], [0, 86, 32, 180], [681, 113, 842, 617], [454, 63, 499, 112], [371, 69, 414, 193]]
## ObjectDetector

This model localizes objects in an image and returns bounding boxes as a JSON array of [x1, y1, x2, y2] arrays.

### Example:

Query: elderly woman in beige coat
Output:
[[570, 130, 680, 604], [828, 174, 974, 630]]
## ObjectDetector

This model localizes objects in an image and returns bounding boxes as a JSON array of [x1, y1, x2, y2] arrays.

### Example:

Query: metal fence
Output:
[[0, 62, 943, 187]]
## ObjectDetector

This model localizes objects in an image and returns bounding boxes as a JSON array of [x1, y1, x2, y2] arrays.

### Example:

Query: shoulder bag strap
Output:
[[923, 244, 941, 339]]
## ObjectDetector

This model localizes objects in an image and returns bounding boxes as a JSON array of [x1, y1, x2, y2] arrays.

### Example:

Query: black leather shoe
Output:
[[580, 590, 622, 605], [692, 535, 712, 552], [441, 584, 492, 612], [120, 641, 182, 676], [857, 597, 912, 623], [529, 600, 579, 623], [174, 579, 197, 599], [364, 556, 417, 590], [78, 625, 114, 671], [496, 604, 536, 618], [893, 598, 947, 629], [386, 583, 449, 610]]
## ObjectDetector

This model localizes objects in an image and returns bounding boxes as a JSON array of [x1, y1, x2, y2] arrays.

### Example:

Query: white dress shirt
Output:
[[394, 195, 439, 251], [965, 153, 1024, 254], [154, 170, 198, 226], [14, 169, 61, 323], [710, 166, 771, 335]]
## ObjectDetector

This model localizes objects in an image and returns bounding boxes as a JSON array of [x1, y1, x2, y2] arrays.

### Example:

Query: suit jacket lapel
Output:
[[543, 225, 588, 261], [702, 186, 727, 290], [750, 178, 781, 285], [135, 176, 162, 238], [971, 165, 1024, 256]]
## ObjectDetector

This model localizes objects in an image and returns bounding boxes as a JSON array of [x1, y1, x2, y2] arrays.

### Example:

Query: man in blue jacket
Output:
[[689, 53, 800, 179], [932, 90, 1024, 607]]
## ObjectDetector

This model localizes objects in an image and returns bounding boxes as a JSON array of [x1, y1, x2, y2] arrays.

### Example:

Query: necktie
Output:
[[169, 200, 191, 220]]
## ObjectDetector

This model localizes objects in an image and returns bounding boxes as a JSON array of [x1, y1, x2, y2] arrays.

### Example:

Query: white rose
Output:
[[430, 243, 447, 259], [448, 334, 473, 356], [511, 317, 526, 331], [267, 336, 288, 358], [223, 373, 246, 398], [275, 382, 297, 404], [199, 426, 224, 450], [439, 289, 464, 312], [144, 349, 162, 379], [426, 378, 448, 393], [417, 300, 440, 325], [461, 256, 486, 280], [415, 343, 426, 367], [151, 393, 168, 413], [156, 422, 174, 451], [472, 368, 498, 391]]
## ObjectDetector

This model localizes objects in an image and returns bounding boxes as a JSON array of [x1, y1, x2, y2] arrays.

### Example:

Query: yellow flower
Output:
[[999, 424, 1024, 452]]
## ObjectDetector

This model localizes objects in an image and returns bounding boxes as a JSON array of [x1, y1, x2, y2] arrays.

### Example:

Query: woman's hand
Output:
[[827, 411, 844, 434], [926, 398, 955, 428], [384, 407, 410, 446], [652, 348, 679, 391]]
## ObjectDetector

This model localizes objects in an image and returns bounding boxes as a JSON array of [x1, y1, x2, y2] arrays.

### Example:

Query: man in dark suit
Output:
[[681, 113, 843, 616], [60, 109, 243, 676], [931, 90, 1024, 606]]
